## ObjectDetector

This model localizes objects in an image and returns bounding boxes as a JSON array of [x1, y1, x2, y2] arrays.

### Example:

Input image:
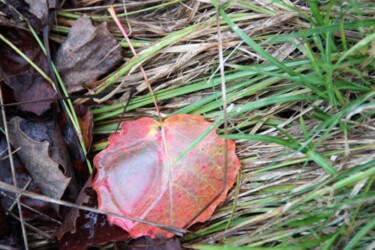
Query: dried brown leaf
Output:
[[0, 197, 6, 235], [24, 0, 49, 26], [0, 0, 43, 30], [55, 17, 122, 92], [128, 237, 182, 250], [8, 117, 77, 210], [0, 214, 22, 249], [0, 137, 57, 221]]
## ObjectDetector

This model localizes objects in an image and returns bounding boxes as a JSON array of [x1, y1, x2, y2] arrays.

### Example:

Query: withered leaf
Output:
[[0, 137, 57, 221], [55, 17, 122, 92], [25, 0, 57, 24], [56, 176, 129, 249], [8, 117, 77, 209], [75, 105, 93, 151], [0, 28, 57, 115], [0, 0, 43, 30], [0, 214, 22, 249], [62, 0, 82, 8]]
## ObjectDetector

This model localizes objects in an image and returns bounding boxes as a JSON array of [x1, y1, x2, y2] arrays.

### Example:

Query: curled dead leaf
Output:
[[0, 0, 43, 30], [8, 117, 77, 210], [59, 105, 93, 183], [0, 137, 57, 221]]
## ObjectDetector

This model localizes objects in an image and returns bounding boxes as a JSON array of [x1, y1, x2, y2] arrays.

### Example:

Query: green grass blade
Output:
[[96, 22, 203, 93], [223, 134, 337, 175], [343, 216, 375, 250], [267, 20, 375, 44]]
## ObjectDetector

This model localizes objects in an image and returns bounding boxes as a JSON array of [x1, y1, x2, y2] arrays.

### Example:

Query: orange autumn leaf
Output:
[[92, 114, 240, 238]]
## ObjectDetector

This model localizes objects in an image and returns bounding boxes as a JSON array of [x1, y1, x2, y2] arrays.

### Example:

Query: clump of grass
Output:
[[79, 1, 375, 249], [1, 0, 374, 249]]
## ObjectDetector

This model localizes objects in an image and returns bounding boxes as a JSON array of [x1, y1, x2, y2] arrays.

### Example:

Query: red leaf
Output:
[[92, 114, 240, 238]]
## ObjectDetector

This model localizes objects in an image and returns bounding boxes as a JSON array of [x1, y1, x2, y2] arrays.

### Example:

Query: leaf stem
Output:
[[108, 6, 163, 122]]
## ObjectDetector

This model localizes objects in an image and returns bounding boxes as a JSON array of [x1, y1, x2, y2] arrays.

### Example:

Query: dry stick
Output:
[[183, 4, 229, 229], [3, 178, 62, 225], [8, 178, 32, 212], [0, 181, 187, 236], [8, 211, 53, 239], [108, 6, 163, 123], [0, 84, 29, 250], [2, 191, 62, 225]]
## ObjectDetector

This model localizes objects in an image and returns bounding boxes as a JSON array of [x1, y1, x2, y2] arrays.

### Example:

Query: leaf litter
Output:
[[58, 105, 94, 184], [0, 136, 61, 248], [0, 137, 58, 221]]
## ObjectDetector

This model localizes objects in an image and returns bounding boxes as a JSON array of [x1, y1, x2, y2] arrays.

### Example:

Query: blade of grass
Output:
[[267, 19, 375, 44], [223, 134, 336, 175], [95, 22, 205, 93], [343, 217, 375, 250], [108, 6, 162, 122]]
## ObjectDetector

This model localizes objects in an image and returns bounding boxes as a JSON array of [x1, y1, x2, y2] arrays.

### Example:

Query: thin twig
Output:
[[8, 178, 32, 212], [0, 91, 112, 108], [8, 211, 53, 239], [0, 83, 29, 250], [2, 191, 62, 225], [0, 181, 188, 236]]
